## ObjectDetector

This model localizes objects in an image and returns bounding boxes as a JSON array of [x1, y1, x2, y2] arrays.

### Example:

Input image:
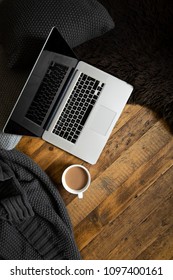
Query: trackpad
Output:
[[90, 105, 117, 136]]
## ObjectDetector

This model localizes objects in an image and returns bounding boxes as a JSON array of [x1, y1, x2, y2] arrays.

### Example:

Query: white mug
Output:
[[61, 164, 91, 199]]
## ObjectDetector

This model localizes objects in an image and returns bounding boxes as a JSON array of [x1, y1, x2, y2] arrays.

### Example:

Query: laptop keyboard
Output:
[[26, 61, 68, 125], [52, 73, 105, 144]]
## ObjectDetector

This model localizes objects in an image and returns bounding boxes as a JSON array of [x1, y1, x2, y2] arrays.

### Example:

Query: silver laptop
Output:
[[4, 27, 133, 164]]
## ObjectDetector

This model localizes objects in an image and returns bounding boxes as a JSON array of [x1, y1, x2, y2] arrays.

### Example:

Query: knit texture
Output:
[[0, 149, 81, 260], [0, 0, 114, 68], [0, 133, 21, 150]]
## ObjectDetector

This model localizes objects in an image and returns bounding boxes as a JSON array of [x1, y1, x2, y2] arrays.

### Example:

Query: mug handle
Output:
[[78, 192, 83, 199]]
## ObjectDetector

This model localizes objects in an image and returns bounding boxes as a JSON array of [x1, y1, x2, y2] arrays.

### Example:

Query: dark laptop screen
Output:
[[45, 27, 77, 59], [4, 27, 78, 136]]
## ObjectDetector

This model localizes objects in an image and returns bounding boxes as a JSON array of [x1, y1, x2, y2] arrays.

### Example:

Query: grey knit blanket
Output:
[[0, 149, 80, 260]]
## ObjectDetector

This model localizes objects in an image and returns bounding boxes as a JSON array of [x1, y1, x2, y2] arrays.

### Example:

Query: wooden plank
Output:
[[112, 104, 142, 130], [30, 142, 65, 170], [103, 121, 172, 192], [74, 139, 173, 250], [67, 120, 172, 228], [16, 136, 45, 155], [80, 165, 173, 259], [88, 105, 158, 179], [107, 195, 173, 259], [136, 225, 173, 260]]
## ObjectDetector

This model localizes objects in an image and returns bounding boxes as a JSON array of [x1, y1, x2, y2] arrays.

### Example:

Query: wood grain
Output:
[[17, 104, 173, 259]]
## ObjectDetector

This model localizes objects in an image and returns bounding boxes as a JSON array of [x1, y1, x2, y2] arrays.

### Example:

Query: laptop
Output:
[[3, 27, 133, 164]]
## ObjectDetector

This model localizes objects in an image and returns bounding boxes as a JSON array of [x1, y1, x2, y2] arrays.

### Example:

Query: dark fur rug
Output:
[[75, 0, 173, 131]]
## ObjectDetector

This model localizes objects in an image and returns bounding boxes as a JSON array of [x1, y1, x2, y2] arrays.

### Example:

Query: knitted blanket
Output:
[[0, 149, 80, 260]]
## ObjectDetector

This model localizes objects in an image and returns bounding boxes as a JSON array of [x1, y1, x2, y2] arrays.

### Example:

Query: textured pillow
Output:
[[0, 0, 114, 68]]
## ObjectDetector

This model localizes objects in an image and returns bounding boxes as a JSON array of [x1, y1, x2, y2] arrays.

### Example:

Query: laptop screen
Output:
[[45, 27, 78, 59], [4, 27, 78, 135]]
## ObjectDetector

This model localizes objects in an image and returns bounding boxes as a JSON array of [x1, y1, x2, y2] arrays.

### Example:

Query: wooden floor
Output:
[[17, 104, 173, 260]]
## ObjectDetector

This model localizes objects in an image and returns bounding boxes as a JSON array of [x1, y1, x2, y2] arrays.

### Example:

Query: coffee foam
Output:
[[65, 166, 88, 190]]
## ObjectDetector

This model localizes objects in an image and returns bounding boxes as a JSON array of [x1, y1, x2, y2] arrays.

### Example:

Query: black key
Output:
[[89, 77, 95, 82], [59, 131, 64, 137], [93, 80, 99, 90], [80, 104, 93, 126], [67, 136, 72, 141], [93, 95, 98, 100], [76, 130, 81, 135], [91, 99, 96, 105], [82, 74, 87, 81], [78, 125, 83, 131], [64, 132, 68, 139], [73, 114, 78, 120]]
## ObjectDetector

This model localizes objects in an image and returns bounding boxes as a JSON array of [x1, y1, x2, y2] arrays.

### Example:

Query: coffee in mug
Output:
[[62, 164, 91, 198]]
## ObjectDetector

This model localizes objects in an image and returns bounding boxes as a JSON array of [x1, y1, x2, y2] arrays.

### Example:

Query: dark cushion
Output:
[[0, 0, 114, 68]]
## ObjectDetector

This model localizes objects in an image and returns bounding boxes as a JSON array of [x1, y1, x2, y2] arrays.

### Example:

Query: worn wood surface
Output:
[[17, 104, 173, 260]]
